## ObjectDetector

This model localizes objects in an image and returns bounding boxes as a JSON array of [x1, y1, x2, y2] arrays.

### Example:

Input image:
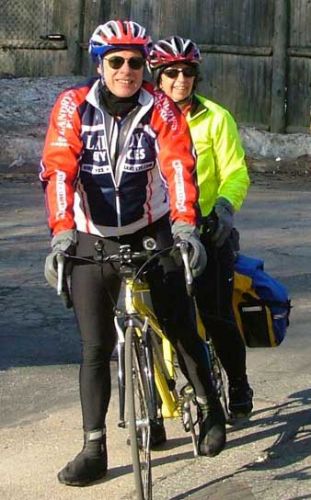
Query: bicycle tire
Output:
[[125, 326, 152, 500]]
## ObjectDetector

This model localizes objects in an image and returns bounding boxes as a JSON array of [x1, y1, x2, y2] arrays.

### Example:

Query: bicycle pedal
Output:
[[181, 409, 191, 432], [180, 383, 195, 400]]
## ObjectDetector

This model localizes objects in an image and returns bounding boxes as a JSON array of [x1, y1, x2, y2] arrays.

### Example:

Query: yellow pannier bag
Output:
[[232, 255, 291, 348]]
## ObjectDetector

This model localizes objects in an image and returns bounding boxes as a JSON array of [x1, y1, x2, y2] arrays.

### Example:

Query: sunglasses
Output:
[[162, 66, 198, 79], [104, 56, 145, 70]]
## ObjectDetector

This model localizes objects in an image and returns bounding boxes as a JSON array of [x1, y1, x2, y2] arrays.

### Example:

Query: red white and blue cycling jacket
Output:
[[40, 78, 198, 237]]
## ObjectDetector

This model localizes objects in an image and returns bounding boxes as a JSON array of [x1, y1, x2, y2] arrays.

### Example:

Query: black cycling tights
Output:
[[71, 219, 214, 432], [195, 237, 247, 385]]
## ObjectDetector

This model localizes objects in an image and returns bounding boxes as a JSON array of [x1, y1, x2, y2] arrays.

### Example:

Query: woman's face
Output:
[[159, 63, 197, 103], [98, 49, 145, 98]]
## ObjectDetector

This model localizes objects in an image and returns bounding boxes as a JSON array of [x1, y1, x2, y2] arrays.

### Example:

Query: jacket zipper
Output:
[[98, 106, 121, 227], [115, 186, 121, 227]]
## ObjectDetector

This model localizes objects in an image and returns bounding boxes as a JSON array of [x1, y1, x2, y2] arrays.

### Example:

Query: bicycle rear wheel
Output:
[[125, 326, 152, 500]]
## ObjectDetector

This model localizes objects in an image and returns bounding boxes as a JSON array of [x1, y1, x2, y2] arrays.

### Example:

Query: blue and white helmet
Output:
[[89, 20, 152, 61]]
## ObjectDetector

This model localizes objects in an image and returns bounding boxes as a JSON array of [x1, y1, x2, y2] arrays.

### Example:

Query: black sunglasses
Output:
[[162, 66, 198, 79], [104, 56, 145, 70]]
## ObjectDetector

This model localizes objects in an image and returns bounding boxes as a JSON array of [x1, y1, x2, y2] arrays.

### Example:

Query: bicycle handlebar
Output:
[[56, 239, 194, 297]]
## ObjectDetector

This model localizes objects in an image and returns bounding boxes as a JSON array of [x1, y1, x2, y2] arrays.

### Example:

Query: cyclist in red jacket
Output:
[[40, 20, 226, 487]]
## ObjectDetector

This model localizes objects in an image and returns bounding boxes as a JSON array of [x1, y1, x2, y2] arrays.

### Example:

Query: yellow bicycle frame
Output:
[[126, 277, 180, 418]]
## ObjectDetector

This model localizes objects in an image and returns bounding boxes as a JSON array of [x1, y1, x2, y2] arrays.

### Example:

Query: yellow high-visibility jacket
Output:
[[186, 94, 250, 217]]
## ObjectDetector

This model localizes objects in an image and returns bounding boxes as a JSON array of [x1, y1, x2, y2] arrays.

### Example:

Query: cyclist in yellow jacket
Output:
[[149, 36, 253, 421]]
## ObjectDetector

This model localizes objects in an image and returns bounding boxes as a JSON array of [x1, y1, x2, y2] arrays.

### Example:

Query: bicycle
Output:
[[56, 238, 228, 499]]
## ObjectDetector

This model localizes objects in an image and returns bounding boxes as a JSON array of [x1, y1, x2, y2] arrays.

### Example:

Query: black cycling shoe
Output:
[[58, 431, 107, 487], [197, 398, 226, 457], [229, 382, 254, 420], [127, 418, 167, 449]]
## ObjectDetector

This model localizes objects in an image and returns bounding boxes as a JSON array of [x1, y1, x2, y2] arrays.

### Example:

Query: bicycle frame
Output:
[[115, 275, 180, 422], [129, 279, 231, 425]]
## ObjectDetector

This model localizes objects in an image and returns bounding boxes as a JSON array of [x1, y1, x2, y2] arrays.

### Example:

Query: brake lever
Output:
[[56, 253, 73, 308], [56, 253, 65, 296], [177, 240, 194, 296]]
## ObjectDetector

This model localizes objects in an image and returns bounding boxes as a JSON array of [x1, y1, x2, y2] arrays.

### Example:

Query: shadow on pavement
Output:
[[235, 388, 311, 479], [166, 389, 311, 499]]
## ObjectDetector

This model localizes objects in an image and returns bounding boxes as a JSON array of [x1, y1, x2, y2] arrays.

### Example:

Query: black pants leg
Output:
[[148, 266, 216, 400], [71, 232, 121, 431], [195, 237, 247, 385]]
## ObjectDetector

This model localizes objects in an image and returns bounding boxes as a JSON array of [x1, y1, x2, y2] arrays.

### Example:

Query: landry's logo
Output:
[[83, 129, 155, 171], [85, 131, 149, 162], [57, 92, 76, 137], [154, 92, 178, 131], [126, 132, 146, 160], [52, 91, 77, 147], [85, 135, 106, 150], [85, 134, 108, 162]]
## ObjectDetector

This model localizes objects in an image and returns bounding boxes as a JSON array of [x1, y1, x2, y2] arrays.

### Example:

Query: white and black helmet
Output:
[[148, 36, 201, 69]]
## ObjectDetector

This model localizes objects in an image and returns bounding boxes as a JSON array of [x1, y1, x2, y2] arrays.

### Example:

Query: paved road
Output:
[[1, 172, 311, 499]]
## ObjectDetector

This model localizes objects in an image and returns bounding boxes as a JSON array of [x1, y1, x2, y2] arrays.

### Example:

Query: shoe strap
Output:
[[85, 428, 106, 441]]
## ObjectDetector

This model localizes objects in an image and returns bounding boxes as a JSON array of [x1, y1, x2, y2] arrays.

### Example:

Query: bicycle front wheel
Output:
[[125, 326, 152, 500]]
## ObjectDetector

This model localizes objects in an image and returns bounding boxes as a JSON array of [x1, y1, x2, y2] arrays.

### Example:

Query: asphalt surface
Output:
[[1, 171, 311, 499]]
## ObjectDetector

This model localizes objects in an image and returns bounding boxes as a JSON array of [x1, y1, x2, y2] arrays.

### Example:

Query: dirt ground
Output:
[[1, 169, 311, 500]]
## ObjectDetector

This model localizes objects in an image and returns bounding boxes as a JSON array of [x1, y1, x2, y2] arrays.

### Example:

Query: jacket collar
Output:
[[86, 78, 153, 110], [188, 94, 209, 121]]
